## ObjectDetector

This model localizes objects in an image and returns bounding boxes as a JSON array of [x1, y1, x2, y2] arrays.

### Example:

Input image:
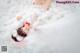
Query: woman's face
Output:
[[22, 23, 30, 32]]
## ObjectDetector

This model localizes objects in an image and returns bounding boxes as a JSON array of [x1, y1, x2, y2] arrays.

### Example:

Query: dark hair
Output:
[[11, 35, 20, 42], [17, 27, 27, 37]]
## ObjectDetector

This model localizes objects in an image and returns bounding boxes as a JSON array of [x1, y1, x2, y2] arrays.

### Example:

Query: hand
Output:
[[16, 16, 22, 20]]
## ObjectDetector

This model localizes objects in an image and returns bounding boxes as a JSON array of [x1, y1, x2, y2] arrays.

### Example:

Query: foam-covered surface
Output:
[[0, 0, 80, 53]]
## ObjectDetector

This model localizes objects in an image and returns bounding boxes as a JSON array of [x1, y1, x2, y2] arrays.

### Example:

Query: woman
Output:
[[11, 0, 52, 42], [11, 16, 31, 42]]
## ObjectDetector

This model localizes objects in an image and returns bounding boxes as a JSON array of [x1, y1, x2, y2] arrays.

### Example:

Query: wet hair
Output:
[[11, 35, 20, 42], [17, 27, 27, 37], [11, 27, 27, 42]]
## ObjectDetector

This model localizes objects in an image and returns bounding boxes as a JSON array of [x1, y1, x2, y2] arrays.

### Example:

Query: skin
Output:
[[16, 16, 22, 20], [32, 0, 52, 10], [22, 23, 30, 33]]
